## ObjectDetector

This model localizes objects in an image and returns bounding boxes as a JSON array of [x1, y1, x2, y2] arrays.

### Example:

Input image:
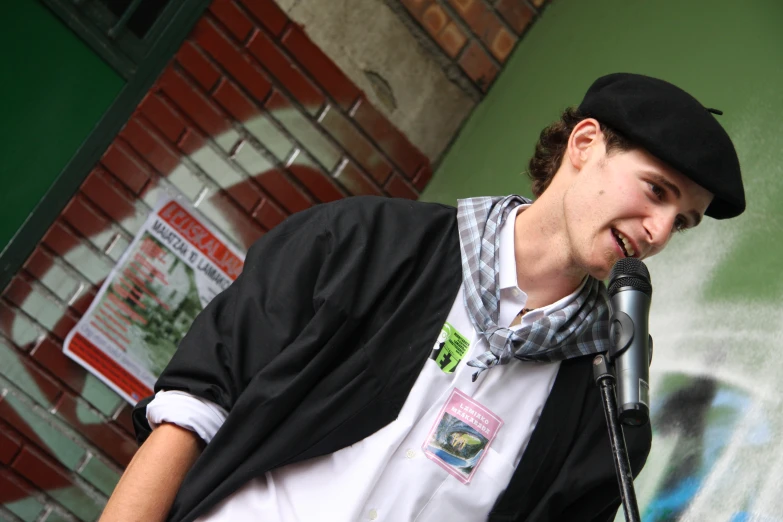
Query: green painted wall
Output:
[[423, 0, 783, 518], [0, 2, 124, 252], [422, 0, 783, 305]]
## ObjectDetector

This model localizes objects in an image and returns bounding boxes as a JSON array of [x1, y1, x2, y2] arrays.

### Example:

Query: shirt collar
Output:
[[498, 204, 529, 291], [496, 202, 587, 325]]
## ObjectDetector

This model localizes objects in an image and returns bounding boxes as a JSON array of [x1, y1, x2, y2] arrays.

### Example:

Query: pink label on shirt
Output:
[[422, 388, 503, 485]]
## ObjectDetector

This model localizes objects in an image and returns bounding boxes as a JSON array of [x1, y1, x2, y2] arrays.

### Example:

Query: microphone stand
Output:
[[593, 354, 641, 522]]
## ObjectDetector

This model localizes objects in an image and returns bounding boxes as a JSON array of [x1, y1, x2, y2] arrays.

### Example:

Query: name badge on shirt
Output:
[[422, 388, 503, 484], [430, 322, 470, 373]]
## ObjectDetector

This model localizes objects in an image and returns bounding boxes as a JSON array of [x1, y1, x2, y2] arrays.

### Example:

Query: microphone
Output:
[[607, 258, 653, 426]]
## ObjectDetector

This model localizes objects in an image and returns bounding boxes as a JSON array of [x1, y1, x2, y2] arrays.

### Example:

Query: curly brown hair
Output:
[[527, 107, 636, 197]]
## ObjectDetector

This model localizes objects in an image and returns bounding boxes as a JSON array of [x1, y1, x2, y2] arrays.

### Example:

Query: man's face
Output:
[[561, 142, 714, 280]]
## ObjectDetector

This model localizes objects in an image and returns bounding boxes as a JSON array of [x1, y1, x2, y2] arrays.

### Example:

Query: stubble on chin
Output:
[[596, 247, 618, 280], [571, 246, 615, 283]]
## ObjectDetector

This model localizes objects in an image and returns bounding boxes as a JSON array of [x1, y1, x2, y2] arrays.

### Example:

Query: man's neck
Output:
[[512, 198, 587, 309]]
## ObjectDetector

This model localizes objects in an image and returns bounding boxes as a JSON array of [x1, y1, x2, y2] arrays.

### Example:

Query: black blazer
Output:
[[133, 196, 651, 522]]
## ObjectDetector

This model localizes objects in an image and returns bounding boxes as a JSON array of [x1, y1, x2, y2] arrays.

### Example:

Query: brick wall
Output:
[[0, 0, 434, 519], [400, 0, 550, 92]]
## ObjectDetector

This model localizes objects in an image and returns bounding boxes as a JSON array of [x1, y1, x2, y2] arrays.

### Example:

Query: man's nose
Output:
[[645, 211, 677, 251]]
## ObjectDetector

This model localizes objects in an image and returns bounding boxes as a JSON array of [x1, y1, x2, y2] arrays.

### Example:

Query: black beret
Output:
[[578, 73, 745, 219]]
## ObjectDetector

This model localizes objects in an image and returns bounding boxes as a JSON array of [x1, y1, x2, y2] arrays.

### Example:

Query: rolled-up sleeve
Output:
[[146, 390, 228, 444], [132, 202, 334, 444]]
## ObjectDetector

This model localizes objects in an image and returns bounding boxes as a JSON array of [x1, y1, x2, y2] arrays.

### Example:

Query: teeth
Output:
[[616, 230, 635, 257]]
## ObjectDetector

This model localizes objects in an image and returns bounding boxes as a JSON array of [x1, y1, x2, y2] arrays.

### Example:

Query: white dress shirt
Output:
[[148, 205, 583, 521]]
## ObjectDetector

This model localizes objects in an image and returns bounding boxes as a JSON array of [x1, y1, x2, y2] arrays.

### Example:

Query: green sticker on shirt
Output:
[[430, 322, 470, 373]]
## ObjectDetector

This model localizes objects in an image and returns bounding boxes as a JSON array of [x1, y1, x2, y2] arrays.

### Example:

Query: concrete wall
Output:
[[276, 0, 554, 162], [277, 0, 476, 161], [423, 0, 783, 519]]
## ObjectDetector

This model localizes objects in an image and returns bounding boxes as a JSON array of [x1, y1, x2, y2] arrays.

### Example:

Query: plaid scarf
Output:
[[457, 196, 611, 381]]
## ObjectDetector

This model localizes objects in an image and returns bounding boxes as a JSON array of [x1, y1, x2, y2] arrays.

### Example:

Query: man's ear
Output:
[[566, 118, 603, 171]]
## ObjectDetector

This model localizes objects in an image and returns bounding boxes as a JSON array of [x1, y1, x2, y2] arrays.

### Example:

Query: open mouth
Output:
[[611, 228, 636, 258]]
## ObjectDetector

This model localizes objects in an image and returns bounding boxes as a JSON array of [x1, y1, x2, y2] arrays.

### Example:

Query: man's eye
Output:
[[673, 217, 688, 233], [649, 182, 665, 200]]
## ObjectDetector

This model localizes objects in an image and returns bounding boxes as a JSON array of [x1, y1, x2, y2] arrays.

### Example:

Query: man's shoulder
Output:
[[323, 196, 457, 228], [327, 195, 456, 215], [311, 197, 460, 259]]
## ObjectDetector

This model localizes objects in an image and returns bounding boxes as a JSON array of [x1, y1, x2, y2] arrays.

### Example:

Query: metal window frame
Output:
[[0, 0, 213, 292]]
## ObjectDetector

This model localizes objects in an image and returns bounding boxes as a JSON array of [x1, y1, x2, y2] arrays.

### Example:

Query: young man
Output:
[[102, 73, 745, 522]]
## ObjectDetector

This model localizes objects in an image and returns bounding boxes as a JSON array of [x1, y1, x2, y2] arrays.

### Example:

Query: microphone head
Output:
[[608, 258, 652, 297]]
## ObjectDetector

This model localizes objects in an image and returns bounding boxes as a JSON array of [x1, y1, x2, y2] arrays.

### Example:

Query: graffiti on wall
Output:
[[0, 1, 431, 520]]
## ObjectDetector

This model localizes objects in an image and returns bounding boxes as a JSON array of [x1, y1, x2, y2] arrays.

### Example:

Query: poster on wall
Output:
[[63, 196, 245, 405]]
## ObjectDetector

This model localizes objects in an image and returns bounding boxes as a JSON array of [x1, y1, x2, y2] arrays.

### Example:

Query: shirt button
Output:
[[405, 449, 416, 459], [368, 508, 379, 520], [511, 288, 520, 297]]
